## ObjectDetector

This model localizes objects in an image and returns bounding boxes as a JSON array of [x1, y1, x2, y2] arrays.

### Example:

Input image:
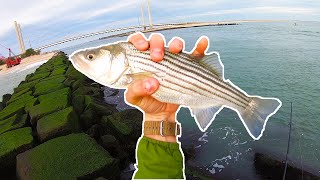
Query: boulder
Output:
[[0, 127, 33, 170], [33, 77, 66, 96], [2, 94, 12, 106], [14, 80, 40, 93], [86, 124, 103, 139], [101, 134, 119, 151], [100, 109, 143, 141], [25, 73, 34, 82], [0, 103, 25, 121], [0, 102, 3, 111], [72, 95, 85, 114], [27, 72, 50, 82], [16, 133, 119, 179], [29, 94, 69, 125], [6, 93, 34, 106], [38, 87, 70, 102], [37, 107, 79, 142], [254, 153, 320, 180], [73, 86, 102, 97], [50, 67, 66, 76], [80, 107, 99, 130], [80, 96, 117, 129], [7, 88, 31, 102], [0, 114, 28, 135]]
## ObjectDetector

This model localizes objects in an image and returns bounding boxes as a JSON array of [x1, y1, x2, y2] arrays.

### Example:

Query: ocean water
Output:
[[1, 21, 318, 179], [62, 21, 320, 179]]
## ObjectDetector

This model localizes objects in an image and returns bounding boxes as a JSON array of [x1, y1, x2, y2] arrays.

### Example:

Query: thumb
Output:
[[125, 78, 159, 105]]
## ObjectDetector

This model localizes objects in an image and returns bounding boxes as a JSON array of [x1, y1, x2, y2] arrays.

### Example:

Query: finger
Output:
[[168, 37, 184, 54], [128, 32, 149, 51], [191, 36, 209, 60], [125, 78, 159, 105], [149, 33, 165, 62]]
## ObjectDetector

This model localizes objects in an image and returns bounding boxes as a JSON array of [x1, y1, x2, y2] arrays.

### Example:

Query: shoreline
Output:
[[0, 52, 56, 76]]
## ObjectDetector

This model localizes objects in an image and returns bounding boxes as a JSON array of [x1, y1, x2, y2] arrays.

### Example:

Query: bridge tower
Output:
[[147, 0, 153, 29], [14, 21, 26, 54]]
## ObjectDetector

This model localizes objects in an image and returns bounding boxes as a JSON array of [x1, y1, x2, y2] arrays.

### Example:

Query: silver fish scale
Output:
[[120, 42, 249, 109]]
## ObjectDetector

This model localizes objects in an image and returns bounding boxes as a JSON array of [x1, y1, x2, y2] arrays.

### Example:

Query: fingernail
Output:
[[151, 49, 163, 58], [144, 80, 153, 93]]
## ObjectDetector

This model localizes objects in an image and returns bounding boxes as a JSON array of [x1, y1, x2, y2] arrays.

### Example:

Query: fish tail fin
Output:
[[239, 97, 282, 140]]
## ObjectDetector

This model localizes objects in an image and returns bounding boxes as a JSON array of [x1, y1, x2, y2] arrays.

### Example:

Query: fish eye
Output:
[[86, 53, 96, 61]]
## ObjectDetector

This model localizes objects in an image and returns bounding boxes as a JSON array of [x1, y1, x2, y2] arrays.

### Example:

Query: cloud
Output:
[[0, 0, 140, 38], [73, 0, 140, 20], [159, 6, 318, 22]]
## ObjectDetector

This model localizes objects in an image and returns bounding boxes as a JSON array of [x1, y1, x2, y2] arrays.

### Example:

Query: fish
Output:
[[69, 39, 282, 140]]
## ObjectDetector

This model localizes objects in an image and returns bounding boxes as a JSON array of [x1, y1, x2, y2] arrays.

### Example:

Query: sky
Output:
[[0, 0, 319, 56]]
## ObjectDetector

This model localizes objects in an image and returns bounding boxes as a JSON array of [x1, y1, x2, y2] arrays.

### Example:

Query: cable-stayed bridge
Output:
[[34, 22, 238, 51]]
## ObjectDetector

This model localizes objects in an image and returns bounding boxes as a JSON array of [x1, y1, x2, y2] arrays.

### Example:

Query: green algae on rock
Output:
[[100, 109, 142, 140], [29, 94, 69, 125], [37, 107, 79, 142], [0, 114, 28, 135], [27, 72, 50, 82], [16, 133, 119, 179], [33, 77, 66, 96], [0, 127, 33, 170]]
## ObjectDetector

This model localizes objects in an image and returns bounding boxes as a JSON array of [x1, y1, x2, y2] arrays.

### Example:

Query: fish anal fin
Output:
[[190, 106, 223, 132], [199, 52, 224, 79]]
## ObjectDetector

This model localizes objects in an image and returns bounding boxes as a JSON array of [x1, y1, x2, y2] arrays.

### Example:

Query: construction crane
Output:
[[0, 43, 21, 68]]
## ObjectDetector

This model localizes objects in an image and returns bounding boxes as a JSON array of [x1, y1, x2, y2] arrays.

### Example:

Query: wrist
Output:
[[144, 112, 176, 122], [143, 112, 178, 142]]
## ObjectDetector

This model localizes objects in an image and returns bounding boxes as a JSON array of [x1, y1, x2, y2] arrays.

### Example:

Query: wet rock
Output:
[[37, 107, 79, 142], [14, 80, 40, 93], [29, 94, 69, 125], [72, 95, 85, 114], [7, 88, 31, 103], [0, 114, 28, 135], [101, 134, 119, 150], [16, 133, 119, 179], [80, 96, 117, 130], [0, 103, 25, 121], [50, 66, 66, 76], [254, 153, 320, 180], [0, 127, 33, 170], [2, 94, 12, 106], [34, 76, 66, 96], [37, 87, 70, 102], [6, 93, 34, 106], [86, 124, 102, 139], [27, 72, 50, 82], [86, 124, 103, 139], [73, 86, 102, 97], [100, 109, 143, 141]]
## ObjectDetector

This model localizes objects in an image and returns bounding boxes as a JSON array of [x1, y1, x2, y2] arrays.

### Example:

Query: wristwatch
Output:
[[143, 120, 181, 136]]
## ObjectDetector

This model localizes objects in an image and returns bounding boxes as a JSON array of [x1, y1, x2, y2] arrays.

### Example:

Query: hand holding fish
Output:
[[126, 33, 208, 142], [69, 32, 282, 141]]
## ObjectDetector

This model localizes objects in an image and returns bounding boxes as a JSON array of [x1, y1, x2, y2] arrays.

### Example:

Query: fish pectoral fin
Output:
[[190, 106, 223, 132], [126, 72, 154, 81], [199, 52, 224, 79]]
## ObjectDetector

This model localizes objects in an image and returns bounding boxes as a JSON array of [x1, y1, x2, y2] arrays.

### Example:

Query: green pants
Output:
[[133, 136, 184, 179]]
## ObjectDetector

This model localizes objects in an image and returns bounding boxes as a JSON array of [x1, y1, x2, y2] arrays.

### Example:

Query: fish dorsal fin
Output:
[[198, 52, 224, 79]]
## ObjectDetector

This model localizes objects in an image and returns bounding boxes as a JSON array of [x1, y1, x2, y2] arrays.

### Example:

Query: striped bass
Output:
[[69, 40, 282, 140]]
